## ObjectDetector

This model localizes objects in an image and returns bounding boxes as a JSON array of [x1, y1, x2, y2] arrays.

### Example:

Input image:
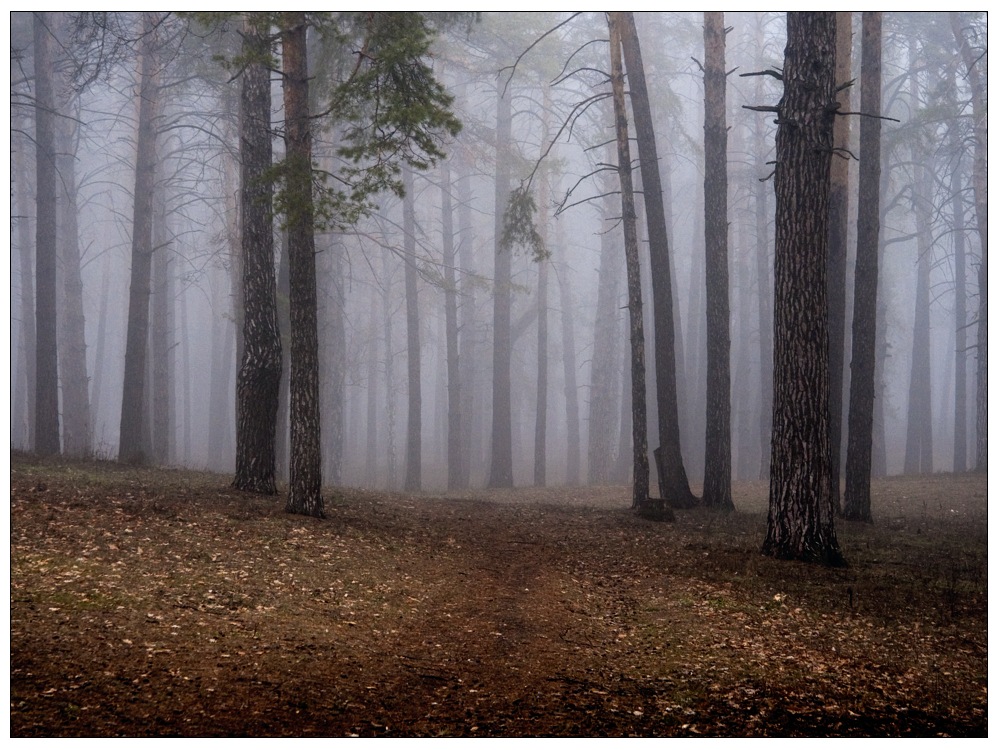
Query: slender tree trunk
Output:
[[275, 232, 291, 481], [702, 12, 733, 511], [281, 13, 323, 517], [843, 11, 882, 523], [950, 122, 968, 473], [609, 13, 661, 514], [619, 11, 694, 508], [119, 12, 161, 464], [534, 255, 549, 486], [950, 13, 987, 472], [234, 17, 282, 494], [763, 12, 844, 566], [903, 192, 933, 476], [403, 166, 422, 492], [455, 144, 477, 488], [555, 239, 581, 486], [365, 287, 380, 486], [487, 85, 514, 488], [150, 197, 172, 464], [382, 249, 399, 489], [440, 158, 464, 490], [33, 12, 61, 456], [13, 125, 37, 450], [753, 93, 773, 481], [827, 12, 853, 512], [90, 255, 111, 449]]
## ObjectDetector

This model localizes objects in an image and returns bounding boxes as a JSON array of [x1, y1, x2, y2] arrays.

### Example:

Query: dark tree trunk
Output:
[[440, 158, 464, 490], [763, 12, 844, 566], [618, 12, 695, 508], [33, 12, 60, 457], [843, 11, 882, 523], [119, 13, 161, 464], [950, 12, 987, 472], [403, 166, 422, 492], [701, 12, 733, 512], [826, 12, 852, 513], [281, 13, 323, 517], [609, 13, 668, 518], [233, 17, 282, 494], [275, 231, 291, 481], [487, 85, 513, 488]]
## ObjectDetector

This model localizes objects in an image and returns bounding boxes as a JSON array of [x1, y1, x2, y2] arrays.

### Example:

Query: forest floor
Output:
[[9, 451, 988, 737]]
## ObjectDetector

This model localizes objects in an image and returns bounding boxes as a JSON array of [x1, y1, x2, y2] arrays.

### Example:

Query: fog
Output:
[[10, 12, 986, 491]]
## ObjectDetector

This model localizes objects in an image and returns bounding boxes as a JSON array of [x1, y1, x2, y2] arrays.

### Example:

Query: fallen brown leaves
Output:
[[9, 452, 987, 737]]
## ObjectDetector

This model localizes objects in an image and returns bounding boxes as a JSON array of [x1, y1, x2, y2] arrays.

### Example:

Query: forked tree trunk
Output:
[[763, 12, 843, 566], [843, 11, 882, 523]]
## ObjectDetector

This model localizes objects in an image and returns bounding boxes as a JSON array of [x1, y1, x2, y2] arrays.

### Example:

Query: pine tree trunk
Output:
[[554, 239, 581, 486], [827, 12, 853, 513], [950, 13, 987, 472], [763, 12, 843, 566], [119, 12, 161, 464], [13, 125, 36, 449], [281, 12, 323, 517], [233, 17, 282, 494], [534, 256, 549, 487], [487, 85, 514, 488], [440, 158, 464, 490], [702, 11, 734, 512], [618, 12, 694, 509], [150, 199, 172, 464], [403, 166, 422, 492], [843, 11, 882, 523], [949, 114, 968, 473], [609, 12, 660, 515]]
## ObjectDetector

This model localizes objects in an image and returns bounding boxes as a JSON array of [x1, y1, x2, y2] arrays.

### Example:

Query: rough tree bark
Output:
[[282, 12, 324, 517], [701, 11, 734, 512], [119, 12, 161, 464], [843, 11, 882, 523], [618, 11, 695, 508], [233, 17, 282, 495], [763, 12, 844, 566]]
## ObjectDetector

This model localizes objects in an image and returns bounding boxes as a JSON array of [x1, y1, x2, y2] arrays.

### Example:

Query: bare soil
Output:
[[9, 451, 987, 737]]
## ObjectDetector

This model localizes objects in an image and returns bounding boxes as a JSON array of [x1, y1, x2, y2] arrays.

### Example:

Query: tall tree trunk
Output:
[[843, 11, 882, 523], [403, 166, 422, 492], [702, 12, 733, 512], [233, 17, 282, 494], [320, 231, 346, 487], [487, 85, 514, 488], [618, 11, 695, 508], [949, 118, 968, 473], [827, 12, 853, 513], [903, 183, 933, 475], [534, 256, 549, 487], [609, 12, 660, 514], [382, 249, 399, 490], [763, 12, 843, 566], [440, 158, 464, 490], [753, 84, 773, 481], [118, 12, 161, 464], [555, 239, 581, 486], [588, 179, 624, 484], [149, 197, 172, 464], [33, 12, 60, 456], [950, 12, 987, 472], [275, 231, 291, 481], [281, 13, 323, 517], [14, 113, 37, 450], [54, 54, 91, 458], [456, 144, 477, 488], [365, 287, 380, 486]]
